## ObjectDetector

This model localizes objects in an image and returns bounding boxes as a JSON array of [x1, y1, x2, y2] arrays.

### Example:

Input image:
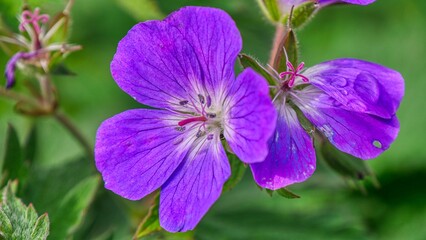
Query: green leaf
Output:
[[23, 158, 99, 239], [262, 187, 300, 199], [48, 176, 99, 239], [1, 124, 28, 185], [223, 154, 247, 192], [134, 193, 195, 239], [256, 0, 282, 22], [282, 2, 318, 29], [238, 53, 278, 86], [0, 0, 22, 30], [24, 125, 37, 164], [272, 29, 299, 73], [320, 140, 378, 187], [134, 193, 161, 239], [115, 0, 164, 21], [276, 188, 301, 199], [0, 181, 50, 240], [51, 63, 76, 76]]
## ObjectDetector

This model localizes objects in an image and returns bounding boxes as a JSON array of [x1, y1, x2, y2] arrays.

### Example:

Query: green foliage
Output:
[[0, 181, 50, 240], [223, 154, 247, 192], [23, 158, 99, 239], [48, 176, 99, 239], [320, 139, 378, 188], [0, 0, 22, 30], [23, 126, 37, 165], [256, 0, 281, 22], [115, 0, 164, 21], [1, 125, 29, 187], [134, 193, 195, 239], [282, 2, 318, 29], [263, 187, 300, 199], [134, 193, 161, 239], [276, 188, 301, 199]]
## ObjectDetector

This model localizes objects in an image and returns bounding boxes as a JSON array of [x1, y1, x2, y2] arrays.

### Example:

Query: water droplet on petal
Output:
[[330, 76, 348, 88], [355, 73, 380, 103], [373, 140, 382, 149]]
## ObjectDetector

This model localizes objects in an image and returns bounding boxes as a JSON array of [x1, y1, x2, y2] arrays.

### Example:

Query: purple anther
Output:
[[206, 95, 212, 108]]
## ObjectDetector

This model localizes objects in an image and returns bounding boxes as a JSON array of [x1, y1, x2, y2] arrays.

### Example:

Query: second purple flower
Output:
[[251, 58, 404, 189]]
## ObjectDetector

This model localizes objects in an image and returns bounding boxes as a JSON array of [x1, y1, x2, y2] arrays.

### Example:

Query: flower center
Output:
[[279, 61, 309, 90], [175, 93, 220, 140]]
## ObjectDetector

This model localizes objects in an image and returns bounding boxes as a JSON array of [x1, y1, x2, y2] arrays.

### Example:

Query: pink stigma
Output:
[[178, 116, 207, 126], [19, 8, 50, 35], [279, 61, 309, 88]]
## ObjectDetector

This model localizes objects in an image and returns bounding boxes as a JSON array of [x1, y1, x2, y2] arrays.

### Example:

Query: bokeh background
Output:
[[1, 0, 425, 239]]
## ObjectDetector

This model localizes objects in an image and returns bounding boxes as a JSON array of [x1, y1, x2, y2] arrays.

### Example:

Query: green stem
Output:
[[54, 111, 94, 159]]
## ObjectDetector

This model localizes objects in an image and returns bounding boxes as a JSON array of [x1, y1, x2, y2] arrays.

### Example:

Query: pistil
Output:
[[279, 61, 309, 89], [178, 116, 208, 126]]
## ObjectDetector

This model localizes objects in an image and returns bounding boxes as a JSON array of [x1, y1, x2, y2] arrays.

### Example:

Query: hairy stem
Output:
[[269, 24, 289, 69]]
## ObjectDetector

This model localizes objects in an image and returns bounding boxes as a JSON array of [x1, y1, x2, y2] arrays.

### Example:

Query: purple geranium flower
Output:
[[95, 7, 276, 232], [279, 0, 375, 14], [251, 58, 404, 189]]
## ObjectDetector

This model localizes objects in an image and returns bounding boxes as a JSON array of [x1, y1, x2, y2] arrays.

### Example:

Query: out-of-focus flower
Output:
[[1, 2, 80, 88], [250, 58, 404, 190], [95, 6, 276, 232]]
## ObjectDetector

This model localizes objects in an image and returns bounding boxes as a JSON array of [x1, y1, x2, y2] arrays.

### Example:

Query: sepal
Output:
[[238, 53, 278, 86], [282, 2, 318, 29], [320, 139, 379, 189]]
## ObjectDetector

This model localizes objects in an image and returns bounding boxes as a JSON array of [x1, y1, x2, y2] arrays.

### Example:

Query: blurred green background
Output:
[[1, 0, 426, 239]]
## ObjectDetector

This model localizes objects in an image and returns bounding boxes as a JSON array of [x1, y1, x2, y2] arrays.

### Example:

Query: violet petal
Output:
[[319, 0, 376, 6], [95, 109, 192, 200], [110, 6, 242, 109], [223, 68, 277, 163], [250, 104, 316, 190], [303, 58, 404, 119], [295, 86, 400, 159], [159, 135, 230, 232]]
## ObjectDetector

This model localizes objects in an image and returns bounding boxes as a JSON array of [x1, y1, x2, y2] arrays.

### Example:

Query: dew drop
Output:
[[354, 73, 380, 103], [373, 140, 382, 149], [340, 89, 349, 96], [330, 76, 348, 88]]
